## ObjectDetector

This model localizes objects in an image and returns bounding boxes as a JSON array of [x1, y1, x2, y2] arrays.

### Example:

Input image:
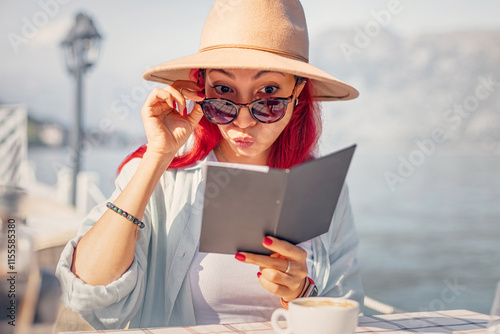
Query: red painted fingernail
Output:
[[263, 237, 273, 246], [183, 107, 187, 117], [257, 272, 262, 278], [235, 253, 246, 262], [197, 92, 205, 98]]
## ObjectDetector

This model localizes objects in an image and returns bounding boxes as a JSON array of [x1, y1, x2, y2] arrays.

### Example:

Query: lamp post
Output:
[[61, 13, 101, 207]]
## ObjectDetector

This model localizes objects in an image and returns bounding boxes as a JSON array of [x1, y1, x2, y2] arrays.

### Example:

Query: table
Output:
[[58, 309, 490, 334]]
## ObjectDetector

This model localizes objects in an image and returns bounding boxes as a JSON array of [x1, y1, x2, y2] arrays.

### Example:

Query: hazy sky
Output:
[[1, 0, 500, 133]]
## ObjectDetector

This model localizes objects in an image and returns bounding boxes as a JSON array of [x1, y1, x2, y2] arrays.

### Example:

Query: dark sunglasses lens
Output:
[[202, 100, 237, 124], [252, 100, 287, 123]]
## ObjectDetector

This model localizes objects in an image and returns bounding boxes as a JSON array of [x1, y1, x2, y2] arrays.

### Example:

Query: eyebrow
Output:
[[253, 70, 286, 80], [208, 69, 235, 79], [208, 69, 285, 80]]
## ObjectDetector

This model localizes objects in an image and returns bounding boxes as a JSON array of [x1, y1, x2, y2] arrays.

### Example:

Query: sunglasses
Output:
[[196, 83, 300, 125]]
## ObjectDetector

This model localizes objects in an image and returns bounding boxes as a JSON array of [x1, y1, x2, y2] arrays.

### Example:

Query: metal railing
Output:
[[364, 296, 404, 314], [0, 104, 28, 187]]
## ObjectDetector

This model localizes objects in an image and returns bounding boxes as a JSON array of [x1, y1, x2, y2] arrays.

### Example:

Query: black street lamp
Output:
[[61, 13, 102, 207]]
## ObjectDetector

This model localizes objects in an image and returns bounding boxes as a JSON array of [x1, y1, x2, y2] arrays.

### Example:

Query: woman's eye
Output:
[[213, 85, 233, 94], [260, 86, 279, 94]]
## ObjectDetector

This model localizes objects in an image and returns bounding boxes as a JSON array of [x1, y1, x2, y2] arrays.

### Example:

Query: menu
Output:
[[199, 144, 356, 254]]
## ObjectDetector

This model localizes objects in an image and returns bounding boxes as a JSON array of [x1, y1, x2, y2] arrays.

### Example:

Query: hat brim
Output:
[[142, 48, 358, 101]]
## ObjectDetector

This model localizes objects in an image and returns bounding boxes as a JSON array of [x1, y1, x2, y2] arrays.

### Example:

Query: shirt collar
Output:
[[182, 150, 218, 171]]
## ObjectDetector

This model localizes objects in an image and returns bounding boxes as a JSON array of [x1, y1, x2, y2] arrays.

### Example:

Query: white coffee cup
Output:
[[271, 297, 359, 334]]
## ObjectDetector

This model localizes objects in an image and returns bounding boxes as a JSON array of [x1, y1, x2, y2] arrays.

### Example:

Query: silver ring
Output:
[[285, 261, 291, 274]]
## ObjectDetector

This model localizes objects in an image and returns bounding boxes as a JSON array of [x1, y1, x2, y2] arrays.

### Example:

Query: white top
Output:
[[189, 242, 313, 325]]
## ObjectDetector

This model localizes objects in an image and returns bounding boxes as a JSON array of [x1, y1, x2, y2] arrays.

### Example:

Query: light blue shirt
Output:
[[55, 152, 364, 329]]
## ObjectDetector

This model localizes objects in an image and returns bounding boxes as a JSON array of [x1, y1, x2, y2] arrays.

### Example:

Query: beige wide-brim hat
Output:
[[143, 0, 359, 101]]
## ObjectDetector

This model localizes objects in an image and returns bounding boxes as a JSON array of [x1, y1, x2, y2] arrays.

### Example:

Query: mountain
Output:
[[311, 29, 500, 155]]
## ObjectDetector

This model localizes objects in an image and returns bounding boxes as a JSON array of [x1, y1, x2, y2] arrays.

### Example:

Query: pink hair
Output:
[[117, 68, 321, 173]]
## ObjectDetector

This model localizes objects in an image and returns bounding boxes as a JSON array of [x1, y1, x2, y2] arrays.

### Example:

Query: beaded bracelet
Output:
[[106, 202, 145, 229]]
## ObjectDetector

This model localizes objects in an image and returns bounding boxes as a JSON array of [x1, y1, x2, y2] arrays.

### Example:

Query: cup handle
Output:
[[271, 308, 292, 334]]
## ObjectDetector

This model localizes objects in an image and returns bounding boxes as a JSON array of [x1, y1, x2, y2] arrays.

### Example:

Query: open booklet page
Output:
[[199, 144, 356, 254]]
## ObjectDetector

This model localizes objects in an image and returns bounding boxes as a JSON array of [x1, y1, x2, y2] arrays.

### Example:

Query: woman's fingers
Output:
[[257, 274, 289, 297], [171, 80, 205, 123], [257, 271, 306, 300], [240, 252, 289, 273], [240, 251, 307, 280], [139, 79, 205, 157], [143, 87, 177, 116], [164, 85, 187, 116], [237, 237, 307, 275], [171, 79, 203, 93], [259, 265, 294, 285], [262, 236, 307, 261], [172, 80, 205, 100], [180, 88, 205, 101], [171, 80, 205, 116], [235, 236, 309, 300], [143, 80, 204, 118], [186, 102, 205, 127]]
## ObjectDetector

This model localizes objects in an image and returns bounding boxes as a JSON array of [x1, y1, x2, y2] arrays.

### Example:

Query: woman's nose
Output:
[[233, 106, 257, 129]]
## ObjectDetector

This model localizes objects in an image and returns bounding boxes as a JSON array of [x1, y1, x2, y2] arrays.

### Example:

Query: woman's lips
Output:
[[233, 137, 255, 148]]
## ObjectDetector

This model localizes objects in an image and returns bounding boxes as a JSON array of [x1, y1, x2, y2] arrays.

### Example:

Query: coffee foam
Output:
[[294, 299, 354, 308]]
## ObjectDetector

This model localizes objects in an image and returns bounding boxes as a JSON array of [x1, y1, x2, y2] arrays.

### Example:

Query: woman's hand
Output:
[[141, 80, 205, 158], [235, 236, 308, 302]]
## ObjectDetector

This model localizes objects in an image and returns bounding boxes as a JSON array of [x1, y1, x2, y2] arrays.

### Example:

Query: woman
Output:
[[56, 0, 363, 329]]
